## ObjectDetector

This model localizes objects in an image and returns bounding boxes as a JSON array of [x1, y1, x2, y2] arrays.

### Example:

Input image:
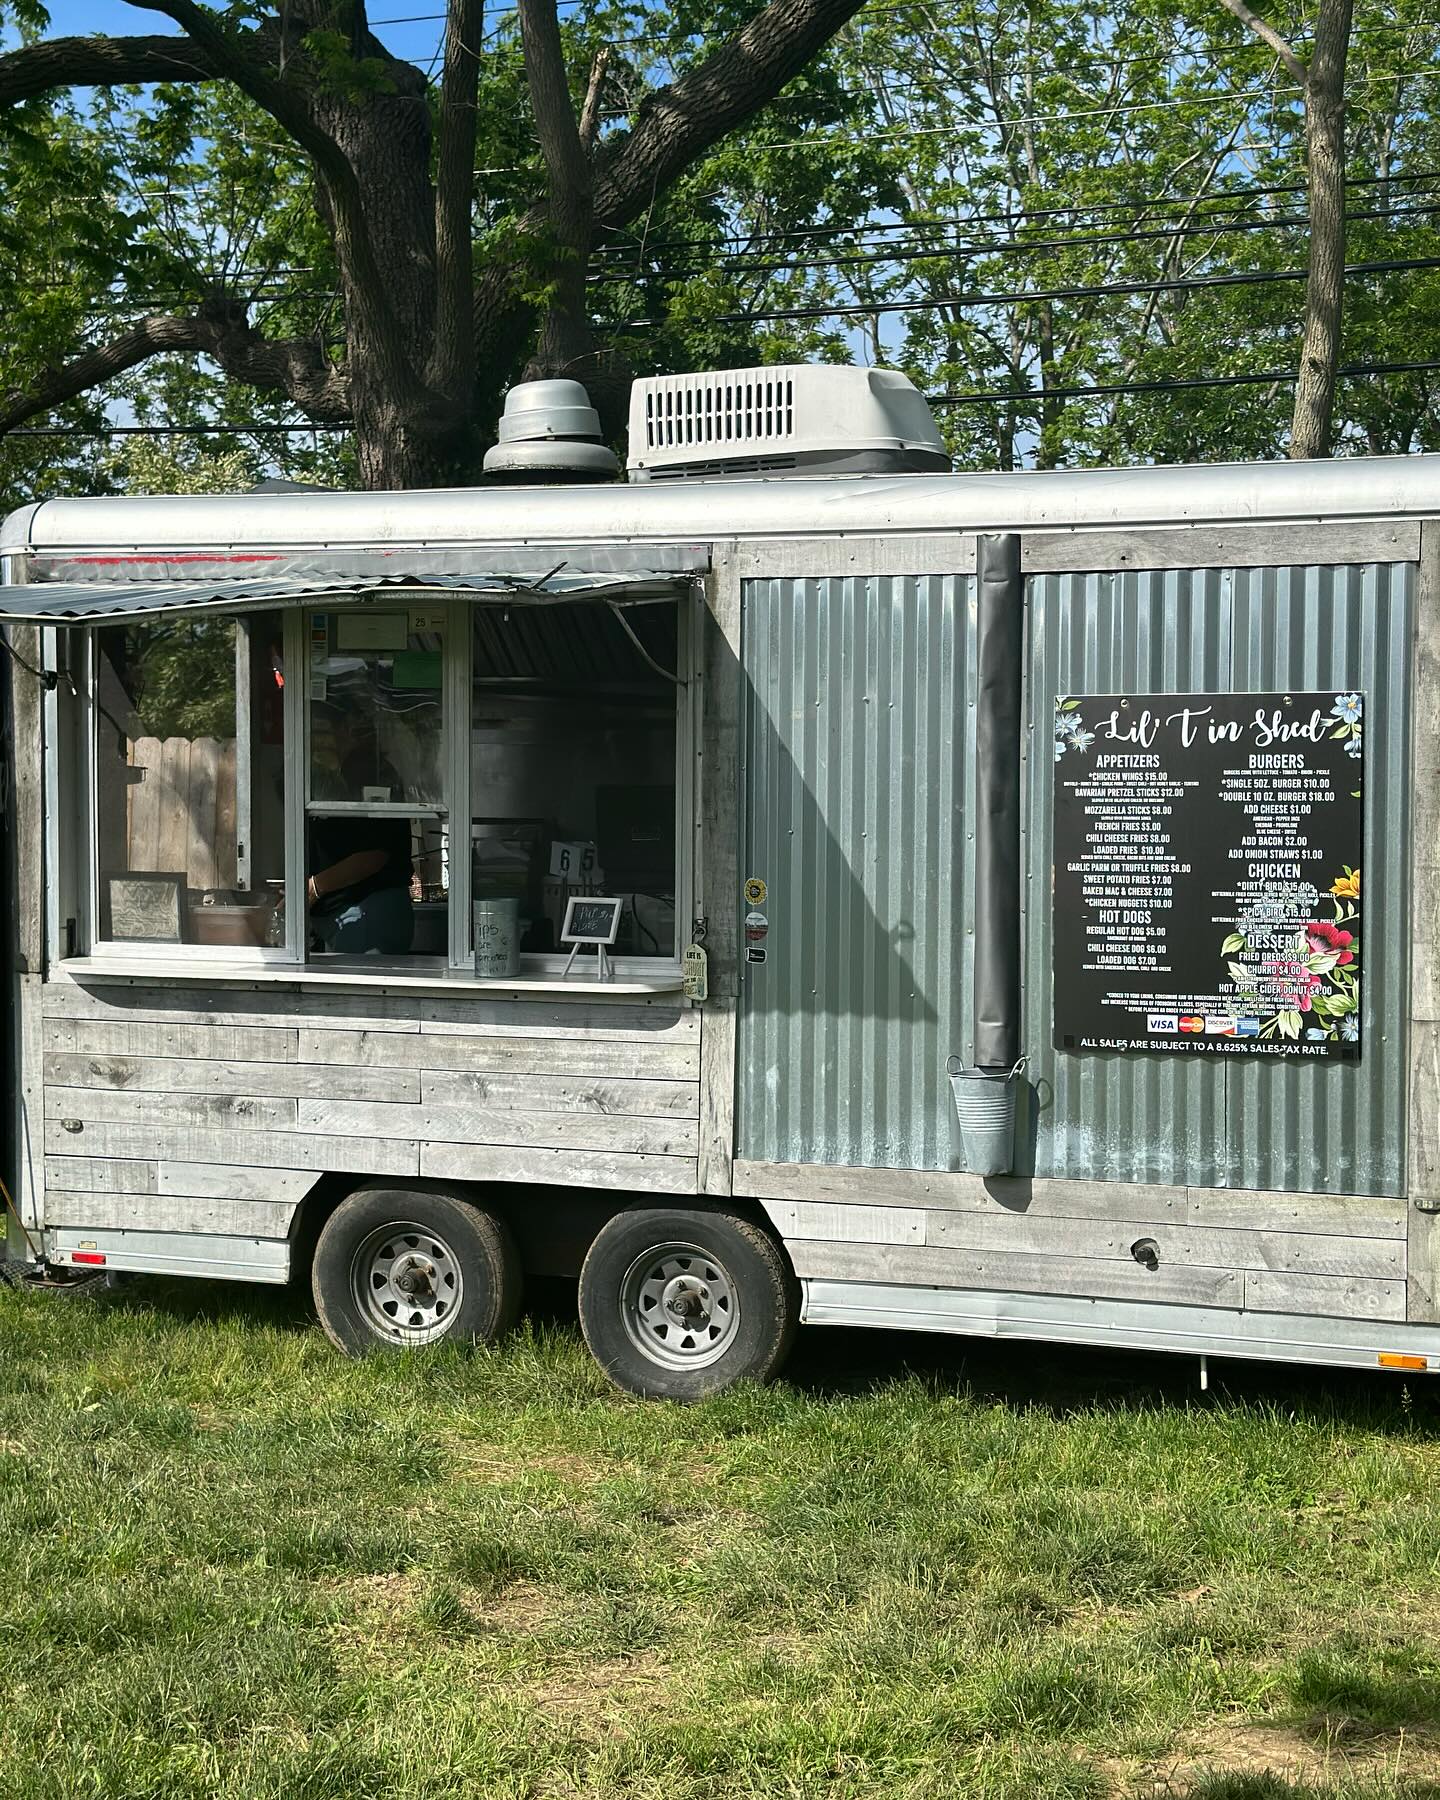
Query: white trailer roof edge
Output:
[[7, 452, 1440, 556]]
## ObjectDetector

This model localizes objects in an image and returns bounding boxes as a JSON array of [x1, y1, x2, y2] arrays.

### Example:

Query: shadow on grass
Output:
[[75, 1265, 1439, 1439]]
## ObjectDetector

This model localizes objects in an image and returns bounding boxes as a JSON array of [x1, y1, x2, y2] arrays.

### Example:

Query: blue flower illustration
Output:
[[1330, 693, 1362, 725]]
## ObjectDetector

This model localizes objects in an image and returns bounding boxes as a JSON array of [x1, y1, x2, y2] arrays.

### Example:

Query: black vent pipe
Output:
[[972, 534, 1024, 1070]]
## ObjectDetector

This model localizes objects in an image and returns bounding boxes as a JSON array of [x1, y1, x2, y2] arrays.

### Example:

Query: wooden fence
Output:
[[126, 737, 238, 890]]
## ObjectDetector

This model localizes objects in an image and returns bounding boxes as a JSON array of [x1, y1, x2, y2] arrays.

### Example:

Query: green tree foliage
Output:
[[108, 617, 237, 740], [1, 0, 1435, 488]]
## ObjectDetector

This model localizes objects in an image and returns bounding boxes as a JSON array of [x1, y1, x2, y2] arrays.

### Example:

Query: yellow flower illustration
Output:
[[1330, 869, 1361, 900]]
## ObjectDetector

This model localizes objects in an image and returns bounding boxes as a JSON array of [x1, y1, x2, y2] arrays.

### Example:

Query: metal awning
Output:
[[0, 568, 686, 624]]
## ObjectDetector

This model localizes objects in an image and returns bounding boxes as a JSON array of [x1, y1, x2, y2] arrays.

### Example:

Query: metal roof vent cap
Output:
[[483, 377, 619, 483]]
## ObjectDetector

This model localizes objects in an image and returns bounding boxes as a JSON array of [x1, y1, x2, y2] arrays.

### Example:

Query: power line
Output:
[[13, 358, 1440, 439], [591, 168, 1440, 258], [612, 254, 1440, 329], [587, 198, 1440, 285], [7, 423, 351, 438], [932, 359, 1440, 406]]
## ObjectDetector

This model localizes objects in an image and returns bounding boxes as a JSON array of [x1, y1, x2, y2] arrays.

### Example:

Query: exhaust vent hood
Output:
[[626, 364, 950, 481]]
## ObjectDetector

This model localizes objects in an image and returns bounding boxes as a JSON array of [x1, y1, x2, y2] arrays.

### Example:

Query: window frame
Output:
[[68, 589, 696, 989]]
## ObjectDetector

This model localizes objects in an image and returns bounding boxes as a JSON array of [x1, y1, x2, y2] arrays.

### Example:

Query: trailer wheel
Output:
[[578, 1202, 797, 1400], [311, 1187, 521, 1355]]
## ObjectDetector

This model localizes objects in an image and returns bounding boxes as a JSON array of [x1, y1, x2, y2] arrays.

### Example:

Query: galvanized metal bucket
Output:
[[473, 897, 521, 978], [947, 1057, 1023, 1176]]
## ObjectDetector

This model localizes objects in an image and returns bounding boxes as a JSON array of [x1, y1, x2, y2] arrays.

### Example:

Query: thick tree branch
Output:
[[0, 301, 350, 437], [578, 47, 612, 153], [431, 0, 485, 396], [0, 32, 212, 106], [1218, 0, 1308, 87], [126, 0, 415, 394], [591, 0, 870, 228], [518, 0, 595, 377], [519, 0, 591, 204]]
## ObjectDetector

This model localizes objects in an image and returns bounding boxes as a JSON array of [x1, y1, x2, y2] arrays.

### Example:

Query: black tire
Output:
[[578, 1202, 797, 1400], [311, 1186, 522, 1356]]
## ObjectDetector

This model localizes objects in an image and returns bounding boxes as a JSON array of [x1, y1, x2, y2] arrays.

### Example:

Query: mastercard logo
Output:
[[1179, 1016, 1205, 1034]]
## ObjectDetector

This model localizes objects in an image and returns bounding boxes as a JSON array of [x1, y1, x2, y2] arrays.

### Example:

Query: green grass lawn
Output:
[[0, 1276, 1437, 1800]]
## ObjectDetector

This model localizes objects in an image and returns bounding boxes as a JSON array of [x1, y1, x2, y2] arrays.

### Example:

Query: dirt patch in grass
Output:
[[484, 1581, 563, 1633], [1127, 1723, 1440, 1795], [528, 1650, 671, 1727]]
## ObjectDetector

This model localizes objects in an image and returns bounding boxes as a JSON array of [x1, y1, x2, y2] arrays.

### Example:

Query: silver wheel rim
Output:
[[350, 1220, 463, 1345], [619, 1239, 740, 1371]]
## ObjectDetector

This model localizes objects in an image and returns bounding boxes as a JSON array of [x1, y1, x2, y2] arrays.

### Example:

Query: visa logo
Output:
[[1147, 1014, 1179, 1033]]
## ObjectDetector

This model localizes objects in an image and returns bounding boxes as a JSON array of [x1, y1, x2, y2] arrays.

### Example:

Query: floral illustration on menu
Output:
[[1054, 696, 1095, 759], [1222, 872, 1361, 1044]]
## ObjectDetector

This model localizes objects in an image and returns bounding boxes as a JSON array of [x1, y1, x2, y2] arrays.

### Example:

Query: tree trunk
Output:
[[1290, 0, 1354, 459]]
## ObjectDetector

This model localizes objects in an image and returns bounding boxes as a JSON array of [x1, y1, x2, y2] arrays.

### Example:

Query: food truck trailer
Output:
[[2, 362, 1439, 1398]]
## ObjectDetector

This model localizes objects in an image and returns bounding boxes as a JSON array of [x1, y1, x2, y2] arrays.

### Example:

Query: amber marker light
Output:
[[1377, 1353, 1428, 1371]]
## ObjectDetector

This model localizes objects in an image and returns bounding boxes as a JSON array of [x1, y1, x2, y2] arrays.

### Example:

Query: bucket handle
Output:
[[946, 1053, 1029, 1080]]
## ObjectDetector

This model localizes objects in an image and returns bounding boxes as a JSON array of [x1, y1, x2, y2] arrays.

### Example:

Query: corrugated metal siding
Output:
[[1225, 562, 1411, 1194], [736, 575, 975, 1169], [1024, 560, 1412, 1196], [1022, 569, 1232, 1186]]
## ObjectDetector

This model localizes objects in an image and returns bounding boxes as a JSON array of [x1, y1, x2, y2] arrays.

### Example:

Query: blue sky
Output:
[[34, 0, 451, 68]]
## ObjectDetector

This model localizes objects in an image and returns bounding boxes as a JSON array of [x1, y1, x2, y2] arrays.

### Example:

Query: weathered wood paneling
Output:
[[789, 1238, 1244, 1309], [44, 1120, 419, 1175], [298, 1027, 699, 1079], [1409, 521, 1440, 1323], [698, 1000, 736, 1197], [155, 1163, 320, 1203], [417, 997, 697, 1041], [1244, 1270, 1407, 1322], [46, 1087, 299, 1131], [736, 1160, 1183, 1221], [296, 1097, 698, 1156], [418, 1070, 698, 1117], [45, 1052, 418, 1103], [45, 1191, 294, 1238], [1022, 522, 1420, 574], [1185, 1186, 1407, 1238], [43, 981, 423, 1034], [37, 980, 704, 1218], [767, 1201, 926, 1244], [44, 1019, 300, 1062], [926, 1211, 1403, 1278], [420, 1141, 696, 1192], [45, 1155, 156, 1195], [735, 1159, 1409, 1240]]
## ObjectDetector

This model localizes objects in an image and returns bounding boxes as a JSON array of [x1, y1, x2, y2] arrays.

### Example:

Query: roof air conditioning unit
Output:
[[626, 364, 950, 482]]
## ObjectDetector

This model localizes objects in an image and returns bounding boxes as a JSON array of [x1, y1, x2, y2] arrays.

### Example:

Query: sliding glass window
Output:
[[305, 604, 450, 962]]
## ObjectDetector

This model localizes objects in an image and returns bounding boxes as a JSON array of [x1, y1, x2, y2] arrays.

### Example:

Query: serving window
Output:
[[469, 599, 679, 963], [77, 584, 692, 986], [92, 611, 287, 951]]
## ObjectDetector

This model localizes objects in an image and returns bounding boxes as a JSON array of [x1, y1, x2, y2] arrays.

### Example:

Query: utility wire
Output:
[[12, 359, 1440, 438], [612, 254, 1440, 330], [588, 199, 1440, 284], [591, 169, 1440, 257], [933, 359, 1440, 405], [65, 194, 1440, 315]]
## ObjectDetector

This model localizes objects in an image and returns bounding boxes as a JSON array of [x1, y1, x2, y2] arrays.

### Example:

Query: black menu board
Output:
[[1052, 691, 1363, 1059]]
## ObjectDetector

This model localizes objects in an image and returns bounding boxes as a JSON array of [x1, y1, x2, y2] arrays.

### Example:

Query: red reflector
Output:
[[71, 1252, 106, 1266]]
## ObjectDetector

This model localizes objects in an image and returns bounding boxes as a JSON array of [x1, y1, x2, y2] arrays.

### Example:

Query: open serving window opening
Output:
[[469, 598, 681, 968], [70, 578, 692, 984]]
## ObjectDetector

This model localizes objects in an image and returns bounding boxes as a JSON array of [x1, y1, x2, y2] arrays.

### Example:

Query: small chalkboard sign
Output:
[[560, 896, 623, 982], [562, 896, 623, 945]]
